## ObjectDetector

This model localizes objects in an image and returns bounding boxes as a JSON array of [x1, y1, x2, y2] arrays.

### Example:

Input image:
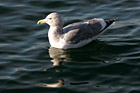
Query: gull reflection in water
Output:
[[36, 47, 71, 88], [36, 41, 107, 88], [36, 80, 64, 88]]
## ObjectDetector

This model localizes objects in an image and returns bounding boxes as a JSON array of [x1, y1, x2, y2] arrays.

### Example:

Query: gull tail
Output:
[[100, 18, 117, 32], [105, 18, 117, 27]]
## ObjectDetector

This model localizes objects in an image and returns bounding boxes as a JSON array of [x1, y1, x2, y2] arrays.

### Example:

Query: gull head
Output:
[[37, 12, 64, 27]]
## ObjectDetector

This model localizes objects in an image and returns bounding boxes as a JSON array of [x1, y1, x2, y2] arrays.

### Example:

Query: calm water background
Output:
[[0, 0, 140, 93]]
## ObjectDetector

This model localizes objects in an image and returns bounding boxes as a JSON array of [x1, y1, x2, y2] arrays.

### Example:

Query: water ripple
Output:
[[0, 0, 140, 93]]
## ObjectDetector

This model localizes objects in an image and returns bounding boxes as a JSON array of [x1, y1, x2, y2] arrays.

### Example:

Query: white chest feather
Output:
[[48, 27, 65, 48], [48, 27, 58, 47]]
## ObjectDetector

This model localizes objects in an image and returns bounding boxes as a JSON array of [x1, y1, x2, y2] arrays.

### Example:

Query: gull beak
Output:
[[37, 19, 46, 24]]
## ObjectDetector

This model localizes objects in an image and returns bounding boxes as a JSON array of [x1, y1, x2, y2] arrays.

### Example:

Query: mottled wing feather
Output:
[[63, 19, 103, 44], [63, 22, 84, 33]]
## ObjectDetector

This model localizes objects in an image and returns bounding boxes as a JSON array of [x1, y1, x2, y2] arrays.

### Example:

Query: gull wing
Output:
[[63, 19, 116, 44]]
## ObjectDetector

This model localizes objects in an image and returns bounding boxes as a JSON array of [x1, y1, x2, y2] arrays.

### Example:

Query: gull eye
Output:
[[49, 18, 52, 20]]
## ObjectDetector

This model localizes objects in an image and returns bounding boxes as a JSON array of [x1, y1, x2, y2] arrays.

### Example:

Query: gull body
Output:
[[38, 12, 116, 49]]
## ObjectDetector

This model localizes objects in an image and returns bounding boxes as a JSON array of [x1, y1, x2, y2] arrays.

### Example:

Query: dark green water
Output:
[[0, 0, 140, 93]]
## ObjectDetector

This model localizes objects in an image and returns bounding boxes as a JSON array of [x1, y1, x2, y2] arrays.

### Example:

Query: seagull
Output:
[[37, 12, 116, 49]]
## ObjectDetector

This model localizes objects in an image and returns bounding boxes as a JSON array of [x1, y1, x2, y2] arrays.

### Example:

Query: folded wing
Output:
[[63, 18, 116, 44]]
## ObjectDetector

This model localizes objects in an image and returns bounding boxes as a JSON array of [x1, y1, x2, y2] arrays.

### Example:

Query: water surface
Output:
[[0, 0, 140, 93]]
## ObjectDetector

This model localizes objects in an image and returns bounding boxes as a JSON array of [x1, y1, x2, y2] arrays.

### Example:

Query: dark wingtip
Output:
[[105, 18, 118, 26], [100, 18, 117, 32], [104, 18, 117, 28]]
